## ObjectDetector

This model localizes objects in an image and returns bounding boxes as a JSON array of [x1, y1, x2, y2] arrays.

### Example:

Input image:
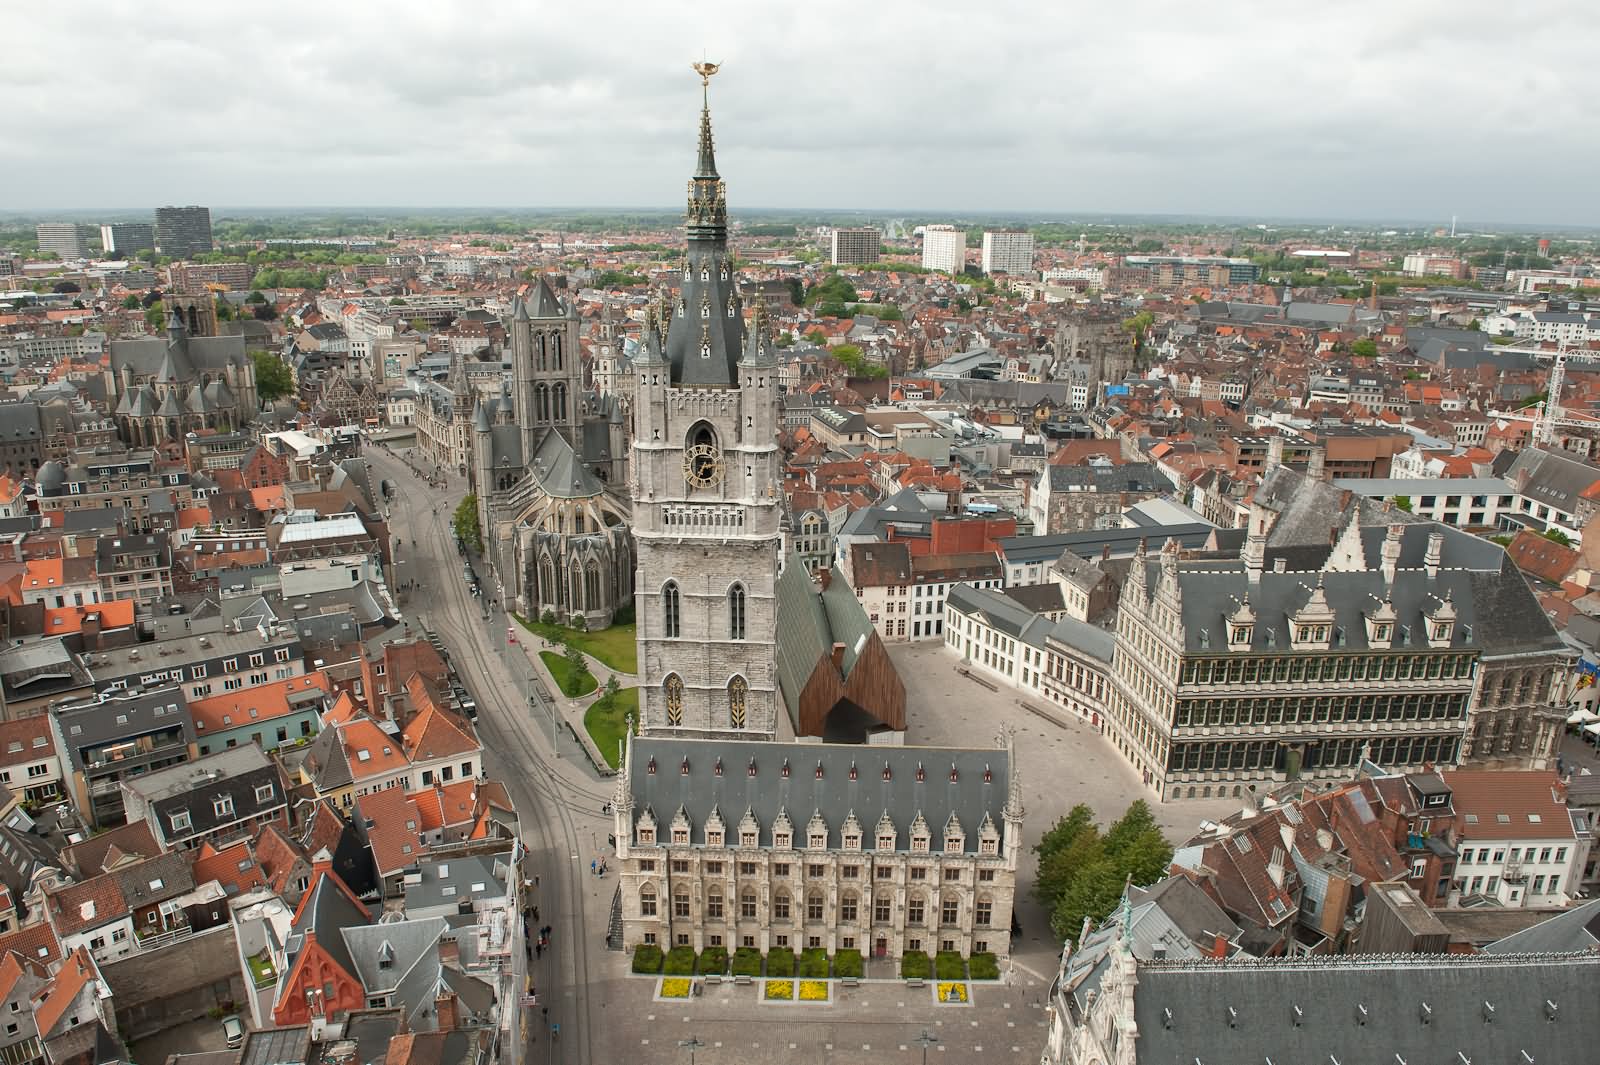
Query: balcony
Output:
[[247, 950, 278, 990]]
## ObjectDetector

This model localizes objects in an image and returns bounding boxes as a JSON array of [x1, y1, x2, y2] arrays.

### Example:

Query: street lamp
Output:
[[915, 1028, 940, 1065], [677, 1037, 705, 1065]]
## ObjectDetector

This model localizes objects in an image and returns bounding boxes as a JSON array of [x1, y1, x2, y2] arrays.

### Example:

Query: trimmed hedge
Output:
[[799, 948, 830, 978], [631, 945, 663, 974], [663, 946, 697, 976], [936, 951, 966, 980], [767, 949, 797, 978], [969, 952, 1000, 980], [833, 948, 863, 978], [731, 947, 763, 977], [697, 945, 728, 975], [901, 951, 931, 980]]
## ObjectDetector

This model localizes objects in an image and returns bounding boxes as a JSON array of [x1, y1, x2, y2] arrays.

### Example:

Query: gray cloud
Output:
[[1, 0, 1594, 224]]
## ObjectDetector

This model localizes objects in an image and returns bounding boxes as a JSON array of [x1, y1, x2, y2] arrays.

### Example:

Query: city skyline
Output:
[[4, 1, 1596, 225]]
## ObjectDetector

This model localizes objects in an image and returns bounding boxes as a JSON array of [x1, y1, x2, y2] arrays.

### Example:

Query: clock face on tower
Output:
[[683, 442, 725, 488]]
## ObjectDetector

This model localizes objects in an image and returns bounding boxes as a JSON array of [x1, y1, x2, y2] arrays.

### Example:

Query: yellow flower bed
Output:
[[799, 980, 830, 1001], [660, 978, 692, 998], [764, 979, 794, 1000], [937, 981, 969, 1004]]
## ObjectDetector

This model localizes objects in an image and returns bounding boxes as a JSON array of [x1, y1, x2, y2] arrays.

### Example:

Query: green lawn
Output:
[[540, 651, 597, 697], [515, 615, 638, 674], [585, 688, 637, 769]]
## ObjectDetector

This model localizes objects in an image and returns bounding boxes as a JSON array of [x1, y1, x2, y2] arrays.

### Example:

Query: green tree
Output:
[[251, 351, 294, 402], [120, 294, 140, 310], [1544, 529, 1573, 546], [1391, 495, 1413, 513], [1350, 339, 1379, 357], [775, 331, 795, 348], [562, 640, 588, 695], [1033, 800, 1173, 943], [215, 299, 234, 321], [245, 290, 268, 304], [409, 317, 428, 333], [805, 273, 858, 307], [144, 305, 166, 331], [453, 495, 483, 552]]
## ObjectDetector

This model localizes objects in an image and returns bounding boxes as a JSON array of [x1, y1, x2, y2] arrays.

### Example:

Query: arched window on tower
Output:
[[585, 561, 601, 611], [535, 384, 549, 422], [552, 334, 562, 370], [664, 673, 684, 727], [553, 383, 567, 423], [569, 558, 583, 613], [663, 581, 681, 638], [728, 675, 747, 730], [535, 334, 546, 372], [539, 556, 556, 606], [728, 583, 746, 640]]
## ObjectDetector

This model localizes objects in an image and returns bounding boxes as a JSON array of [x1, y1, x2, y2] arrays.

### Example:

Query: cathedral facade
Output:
[[106, 316, 258, 445], [632, 74, 782, 740], [472, 280, 632, 629]]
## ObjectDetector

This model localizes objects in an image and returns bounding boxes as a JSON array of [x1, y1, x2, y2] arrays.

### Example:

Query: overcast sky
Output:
[[4, 1, 1594, 225]]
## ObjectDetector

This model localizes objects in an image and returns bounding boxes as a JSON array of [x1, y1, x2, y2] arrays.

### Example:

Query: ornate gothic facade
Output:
[[632, 76, 783, 739], [472, 280, 631, 628], [106, 316, 258, 445]]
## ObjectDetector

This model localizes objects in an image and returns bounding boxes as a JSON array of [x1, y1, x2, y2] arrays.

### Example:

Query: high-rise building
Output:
[[99, 223, 156, 257], [632, 71, 782, 740], [154, 206, 214, 259], [981, 230, 1035, 276], [35, 223, 96, 260], [830, 226, 880, 266], [921, 224, 965, 273]]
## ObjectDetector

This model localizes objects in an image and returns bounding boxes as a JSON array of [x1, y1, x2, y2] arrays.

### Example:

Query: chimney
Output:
[[1102, 543, 1111, 562], [1306, 446, 1326, 482], [818, 568, 832, 592], [1266, 435, 1285, 473], [831, 642, 846, 671], [1244, 532, 1265, 584], [80, 611, 102, 652], [434, 990, 459, 1031], [1380, 524, 1403, 583], [1424, 530, 1443, 580]]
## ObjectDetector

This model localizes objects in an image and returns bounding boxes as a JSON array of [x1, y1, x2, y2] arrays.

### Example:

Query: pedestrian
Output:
[[591, 859, 596, 876], [536, 942, 542, 959], [533, 907, 539, 921], [535, 875, 540, 888]]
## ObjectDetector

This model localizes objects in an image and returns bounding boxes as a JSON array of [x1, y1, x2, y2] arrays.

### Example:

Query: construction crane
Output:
[[1491, 342, 1600, 446]]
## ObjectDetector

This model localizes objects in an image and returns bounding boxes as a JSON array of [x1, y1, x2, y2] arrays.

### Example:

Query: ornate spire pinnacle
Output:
[[692, 61, 721, 179]]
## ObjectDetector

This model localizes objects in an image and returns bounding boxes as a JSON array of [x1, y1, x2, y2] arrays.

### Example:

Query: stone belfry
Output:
[[633, 63, 782, 740]]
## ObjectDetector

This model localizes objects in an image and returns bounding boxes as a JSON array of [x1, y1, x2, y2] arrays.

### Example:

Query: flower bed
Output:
[[660, 978, 691, 999], [936, 981, 969, 1004], [798, 980, 830, 1002], [764, 979, 794, 1000]]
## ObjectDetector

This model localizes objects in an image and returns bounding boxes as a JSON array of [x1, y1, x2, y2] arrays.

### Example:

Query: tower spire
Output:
[[693, 61, 721, 179]]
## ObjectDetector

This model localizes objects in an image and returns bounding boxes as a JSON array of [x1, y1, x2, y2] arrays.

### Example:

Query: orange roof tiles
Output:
[[0, 923, 61, 968], [1442, 770, 1575, 841], [0, 717, 54, 768], [354, 788, 428, 875], [32, 947, 94, 1037], [190, 670, 328, 735], [192, 840, 268, 897], [40, 599, 136, 636], [249, 485, 287, 512], [340, 717, 409, 781]]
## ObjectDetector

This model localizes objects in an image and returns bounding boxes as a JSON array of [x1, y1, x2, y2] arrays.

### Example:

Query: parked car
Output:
[[222, 1016, 245, 1049]]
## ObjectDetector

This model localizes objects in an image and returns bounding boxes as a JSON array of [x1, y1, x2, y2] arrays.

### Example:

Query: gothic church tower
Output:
[[633, 66, 781, 739]]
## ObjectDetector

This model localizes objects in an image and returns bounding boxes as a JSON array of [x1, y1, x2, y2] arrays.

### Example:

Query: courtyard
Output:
[[890, 641, 1238, 978]]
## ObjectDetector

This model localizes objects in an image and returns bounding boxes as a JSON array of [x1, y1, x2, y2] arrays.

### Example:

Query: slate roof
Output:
[[1130, 952, 1600, 1063], [285, 867, 369, 992], [528, 429, 602, 499], [125, 746, 284, 846], [626, 735, 1012, 852], [1042, 461, 1166, 494], [1482, 896, 1600, 954]]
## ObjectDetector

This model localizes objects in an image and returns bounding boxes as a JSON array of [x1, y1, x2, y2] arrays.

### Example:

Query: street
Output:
[[369, 444, 616, 1065]]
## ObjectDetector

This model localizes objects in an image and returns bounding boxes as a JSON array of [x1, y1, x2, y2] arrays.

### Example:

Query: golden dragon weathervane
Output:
[[692, 60, 720, 87]]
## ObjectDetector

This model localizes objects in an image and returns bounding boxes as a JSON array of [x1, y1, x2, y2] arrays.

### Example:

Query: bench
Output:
[[704, 975, 722, 986], [905, 979, 926, 989], [734, 975, 753, 986], [840, 977, 860, 988]]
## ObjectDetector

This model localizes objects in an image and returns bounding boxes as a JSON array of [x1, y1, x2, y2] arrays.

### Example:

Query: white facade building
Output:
[[921, 224, 965, 273], [981, 231, 1035, 277]]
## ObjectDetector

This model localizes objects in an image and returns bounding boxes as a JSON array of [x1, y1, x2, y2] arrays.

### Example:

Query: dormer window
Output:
[[877, 834, 894, 850], [672, 828, 689, 845], [775, 832, 791, 849], [638, 827, 655, 845], [844, 834, 861, 851], [1231, 626, 1251, 645], [809, 833, 826, 849], [741, 830, 757, 847], [707, 829, 724, 847], [981, 838, 998, 856], [1373, 624, 1390, 641], [945, 836, 962, 854], [1432, 623, 1451, 641], [912, 835, 929, 853], [214, 796, 234, 819]]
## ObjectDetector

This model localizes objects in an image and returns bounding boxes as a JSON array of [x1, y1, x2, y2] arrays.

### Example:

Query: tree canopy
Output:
[[251, 351, 294, 402], [453, 495, 483, 552], [1034, 801, 1173, 942], [1350, 338, 1378, 357], [805, 273, 858, 307]]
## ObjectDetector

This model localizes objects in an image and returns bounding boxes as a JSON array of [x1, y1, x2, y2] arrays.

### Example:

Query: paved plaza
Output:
[[890, 641, 1237, 977]]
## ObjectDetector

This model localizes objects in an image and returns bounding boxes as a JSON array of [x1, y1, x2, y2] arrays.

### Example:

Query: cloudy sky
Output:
[[4, 1, 1594, 224]]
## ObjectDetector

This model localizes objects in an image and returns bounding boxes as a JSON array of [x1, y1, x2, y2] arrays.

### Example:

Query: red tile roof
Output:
[[1442, 770, 1575, 841]]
